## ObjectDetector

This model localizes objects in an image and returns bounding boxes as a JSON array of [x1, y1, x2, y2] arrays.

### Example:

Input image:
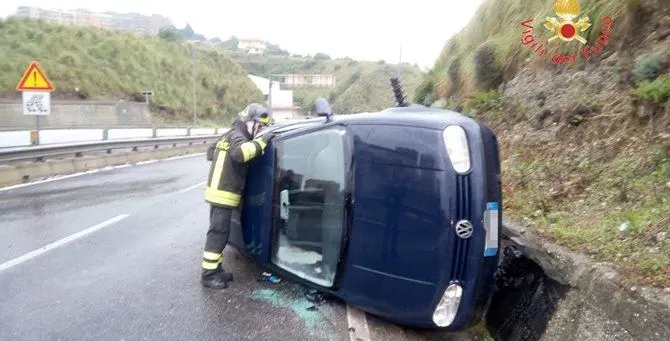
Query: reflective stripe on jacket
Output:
[[205, 123, 267, 207]]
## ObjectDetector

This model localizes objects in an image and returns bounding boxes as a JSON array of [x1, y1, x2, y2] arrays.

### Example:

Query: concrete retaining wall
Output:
[[503, 219, 670, 341], [0, 100, 151, 129]]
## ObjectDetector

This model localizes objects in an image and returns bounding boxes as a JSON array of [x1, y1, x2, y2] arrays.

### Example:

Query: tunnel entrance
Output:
[[485, 245, 570, 341]]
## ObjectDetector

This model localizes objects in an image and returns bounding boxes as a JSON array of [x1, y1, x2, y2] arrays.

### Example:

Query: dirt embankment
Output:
[[423, 1, 670, 340]]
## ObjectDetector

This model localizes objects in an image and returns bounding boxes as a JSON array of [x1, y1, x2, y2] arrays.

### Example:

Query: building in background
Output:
[[13, 6, 172, 36], [248, 75, 301, 122], [278, 74, 336, 88], [238, 39, 266, 54]]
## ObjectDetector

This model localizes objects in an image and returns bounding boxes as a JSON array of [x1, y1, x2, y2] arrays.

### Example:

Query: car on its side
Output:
[[226, 106, 502, 330]]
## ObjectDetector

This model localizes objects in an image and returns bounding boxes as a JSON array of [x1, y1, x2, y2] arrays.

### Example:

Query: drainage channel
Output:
[[484, 244, 570, 341]]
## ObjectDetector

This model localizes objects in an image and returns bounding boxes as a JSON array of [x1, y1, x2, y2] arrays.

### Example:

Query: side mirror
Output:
[[280, 189, 290, 220]]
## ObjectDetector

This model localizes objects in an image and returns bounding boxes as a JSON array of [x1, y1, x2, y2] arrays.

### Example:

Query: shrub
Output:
[[462, 90, 505, 117], [413, 77, 434, 105], [635, 75, 670, 103], [58, 52, 78, 67], [632, 54, 663, 83], [473, 42, 503, 91], [314, 53, 331, 60], [448, 57, 461, 88]]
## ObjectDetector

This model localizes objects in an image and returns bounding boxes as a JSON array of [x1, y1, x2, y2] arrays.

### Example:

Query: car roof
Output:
[[266, 107, 472, 134]]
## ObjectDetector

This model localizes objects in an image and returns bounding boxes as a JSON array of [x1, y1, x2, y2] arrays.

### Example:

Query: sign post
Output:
[[16, 61, 56, 145]]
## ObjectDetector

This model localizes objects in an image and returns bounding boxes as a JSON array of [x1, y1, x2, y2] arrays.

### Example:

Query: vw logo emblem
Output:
[[454, 220, 473, 239]]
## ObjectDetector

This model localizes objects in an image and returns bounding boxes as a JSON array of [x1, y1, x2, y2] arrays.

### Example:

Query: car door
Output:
[[269, 126, 350, 288]]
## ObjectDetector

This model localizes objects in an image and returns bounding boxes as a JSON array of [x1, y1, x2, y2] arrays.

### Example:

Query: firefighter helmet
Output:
[[238, 103, 271, 125]]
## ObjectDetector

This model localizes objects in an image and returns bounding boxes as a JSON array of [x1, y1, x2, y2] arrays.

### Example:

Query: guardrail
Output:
[[0, 134, 225, 163], [0, 127, 229, 148]]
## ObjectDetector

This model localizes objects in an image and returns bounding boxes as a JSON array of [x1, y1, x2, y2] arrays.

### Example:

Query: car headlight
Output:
[[432, 283, 463, 327], [443, 125, 471, 173]]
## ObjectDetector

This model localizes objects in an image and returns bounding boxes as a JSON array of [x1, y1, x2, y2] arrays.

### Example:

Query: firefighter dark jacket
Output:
[[205, 119, 268, 208]]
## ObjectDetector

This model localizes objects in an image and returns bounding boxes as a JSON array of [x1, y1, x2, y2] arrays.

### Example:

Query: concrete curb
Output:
[[503, 217, 670, 341], [0, 144, 208, 188]]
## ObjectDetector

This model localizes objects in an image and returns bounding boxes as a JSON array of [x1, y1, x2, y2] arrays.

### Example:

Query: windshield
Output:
[[270, 127, 348, 287]]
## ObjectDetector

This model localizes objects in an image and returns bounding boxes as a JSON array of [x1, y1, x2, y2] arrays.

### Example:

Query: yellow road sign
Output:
[[16, 61, 55, 92]]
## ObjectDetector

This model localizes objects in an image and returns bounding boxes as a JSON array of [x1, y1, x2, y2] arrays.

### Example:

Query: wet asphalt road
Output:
[[0, 154, 477, 341]]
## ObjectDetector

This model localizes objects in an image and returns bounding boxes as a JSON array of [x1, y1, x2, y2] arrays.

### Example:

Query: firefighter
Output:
[[201, 103, 275, 289]]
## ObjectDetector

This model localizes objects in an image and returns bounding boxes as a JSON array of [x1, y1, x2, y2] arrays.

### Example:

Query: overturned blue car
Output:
[[226, 83, 502, 330]]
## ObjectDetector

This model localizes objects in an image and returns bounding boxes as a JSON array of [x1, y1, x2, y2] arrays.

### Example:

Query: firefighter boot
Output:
[[218, 264, 234, 282], [201, 269, 229, 290]]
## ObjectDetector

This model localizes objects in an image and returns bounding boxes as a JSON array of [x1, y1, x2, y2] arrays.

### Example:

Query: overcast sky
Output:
[[0, 0, 484, 69]]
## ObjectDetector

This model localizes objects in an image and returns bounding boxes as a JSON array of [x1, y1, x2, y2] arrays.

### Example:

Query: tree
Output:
[[314, 52, 331, 60], [266, 43, 289, 56], [183, 23, 195, 37], [158, 26, 183, 41], [222, 35, 239, 50], [180, 23, 206, 41]]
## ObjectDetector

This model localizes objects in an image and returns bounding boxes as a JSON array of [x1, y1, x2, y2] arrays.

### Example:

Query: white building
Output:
[[279, 74, 336, 88], [238, 39, 266, 54], [248, 75, 301, 122], [13, 6, 172, 36]]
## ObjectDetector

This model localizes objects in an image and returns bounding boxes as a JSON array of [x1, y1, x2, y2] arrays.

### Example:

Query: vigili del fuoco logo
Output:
[[520, 0, 613, 64]]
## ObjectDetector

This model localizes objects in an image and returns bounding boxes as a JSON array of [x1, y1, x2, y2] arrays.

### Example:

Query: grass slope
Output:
[[422, 0, 670, 286], [0, 18, 264, 124], [226, 52, 422, 114], [418, 0, 631, 101]]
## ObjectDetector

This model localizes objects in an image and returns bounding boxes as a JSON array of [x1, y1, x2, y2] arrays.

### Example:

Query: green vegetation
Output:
[[0, 18, 263, 123], [218, 50, 423, 114], [504, 142, 670, 286], [635, 75, 670, 103], [418, 0, 629, 102], [461, 90, 506, 119], [422, 0, 670, 286], [158, 23, 207, 42], [632, 54, 663, 83]]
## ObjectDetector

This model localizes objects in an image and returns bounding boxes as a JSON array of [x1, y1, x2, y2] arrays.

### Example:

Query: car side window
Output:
[[271, 128, 347, 287]]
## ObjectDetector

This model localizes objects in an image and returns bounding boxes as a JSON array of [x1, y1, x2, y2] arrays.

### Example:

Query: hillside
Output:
[[0, 18, 264, 124], [421, 0, 670, 287], [222, 51, 423, 114]]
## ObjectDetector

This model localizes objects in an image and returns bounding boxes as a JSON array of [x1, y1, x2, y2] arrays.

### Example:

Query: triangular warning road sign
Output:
[[16, 61, 55, 91]]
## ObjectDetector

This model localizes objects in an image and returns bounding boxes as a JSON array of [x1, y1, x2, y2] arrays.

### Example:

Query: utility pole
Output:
[[191, 44, 197, 124], [268, 75, 273, 117], [397, 44, 403, 79]]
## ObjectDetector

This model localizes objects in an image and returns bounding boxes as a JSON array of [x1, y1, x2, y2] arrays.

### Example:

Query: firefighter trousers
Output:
[[202, 205, 233, 272]]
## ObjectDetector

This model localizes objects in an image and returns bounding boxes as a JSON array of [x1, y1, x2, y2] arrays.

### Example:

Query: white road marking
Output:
[[0, 214, 130, 272], [0, 152, 206, 192], [347, 304, 372, 341], [164, 153, 205, 161], [135, 159, 159, 165], [0, 164, 131, 192], [178, 181, 206, 193]]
